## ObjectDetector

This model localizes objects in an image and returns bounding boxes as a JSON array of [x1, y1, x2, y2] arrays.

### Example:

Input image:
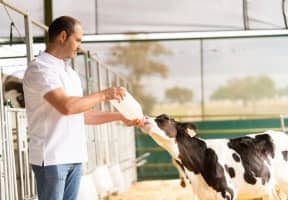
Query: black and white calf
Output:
[[142, 114, 288, 200], [2, 71, 25, 108]]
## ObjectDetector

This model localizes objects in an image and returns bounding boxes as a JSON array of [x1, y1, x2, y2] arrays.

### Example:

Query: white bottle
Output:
[[110, 91, 144, 120]]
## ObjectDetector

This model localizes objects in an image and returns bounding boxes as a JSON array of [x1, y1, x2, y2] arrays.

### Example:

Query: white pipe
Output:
[[0, 68, 5, 200], [4, 107, 12, 199], [16, 112, 25, 199], [9, 112, 18, 200], [3, 107, 9, 199], [8, 109, 18, 200], [0, 1, 129, 85], [0, 0, 48, 31], [82, 29, 288, 42], [24, 13, 34, 65], [280, 114, 288, 132]]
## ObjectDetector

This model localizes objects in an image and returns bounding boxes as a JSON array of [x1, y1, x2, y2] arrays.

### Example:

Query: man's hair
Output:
[[48, 16, 80, 43]]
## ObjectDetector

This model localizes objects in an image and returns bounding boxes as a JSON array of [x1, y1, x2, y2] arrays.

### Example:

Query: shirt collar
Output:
[[38, 51, 70, 71]]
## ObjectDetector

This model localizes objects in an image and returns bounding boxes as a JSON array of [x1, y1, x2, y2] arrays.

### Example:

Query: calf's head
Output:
[[155, 114, 197, 138], [155, 114, 178, 138], [2, 71, 25, 108]]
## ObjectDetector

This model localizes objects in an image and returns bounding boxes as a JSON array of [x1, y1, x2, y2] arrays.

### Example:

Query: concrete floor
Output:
[[109, 179, 194, 200]]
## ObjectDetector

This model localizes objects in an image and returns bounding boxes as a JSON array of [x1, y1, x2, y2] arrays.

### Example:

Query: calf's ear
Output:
[[186, 128, 197, 137], [187, 123, 197, 130]]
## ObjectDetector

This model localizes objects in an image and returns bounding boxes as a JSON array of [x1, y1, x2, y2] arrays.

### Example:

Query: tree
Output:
[[107, 42, 172, 114], [165, 86, 193, 103], [210, 75, 277, 104]]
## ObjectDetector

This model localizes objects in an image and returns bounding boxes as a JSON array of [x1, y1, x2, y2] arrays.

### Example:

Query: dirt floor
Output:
[[109, 179, 194, 200]]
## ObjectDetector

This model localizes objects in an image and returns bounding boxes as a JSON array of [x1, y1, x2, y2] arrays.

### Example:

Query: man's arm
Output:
[[84, 110, 123, 125], [44, 87, 125, 115], [84, 110, 143, 127]]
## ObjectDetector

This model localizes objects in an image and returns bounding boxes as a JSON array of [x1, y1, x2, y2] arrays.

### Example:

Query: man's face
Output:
[[62, 23, 83, 59]]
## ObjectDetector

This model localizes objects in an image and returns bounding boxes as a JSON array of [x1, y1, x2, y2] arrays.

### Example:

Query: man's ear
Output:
[[58, 30, 67, 44]]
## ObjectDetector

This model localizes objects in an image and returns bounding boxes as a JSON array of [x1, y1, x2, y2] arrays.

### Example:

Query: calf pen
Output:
[[0, 107, 142, 200]]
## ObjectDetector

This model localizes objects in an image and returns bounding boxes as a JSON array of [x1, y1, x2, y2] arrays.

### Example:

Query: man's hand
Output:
[[140, 116, 154, 133], [102, 86, 126, 102], [122, 117, 144, 128]]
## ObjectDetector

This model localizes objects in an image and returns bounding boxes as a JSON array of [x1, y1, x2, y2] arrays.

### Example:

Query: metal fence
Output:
[[0, 107, 138, 200], [71, 46, 139, 197], [0, 1, 142, 199], [0, 107, 36, 200]]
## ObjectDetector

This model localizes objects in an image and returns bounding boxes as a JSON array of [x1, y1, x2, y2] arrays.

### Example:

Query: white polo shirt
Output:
[[23, 51, 88, 166]]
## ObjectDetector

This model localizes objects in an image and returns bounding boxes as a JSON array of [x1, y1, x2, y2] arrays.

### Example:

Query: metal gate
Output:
[[0, 107, 36, 200]]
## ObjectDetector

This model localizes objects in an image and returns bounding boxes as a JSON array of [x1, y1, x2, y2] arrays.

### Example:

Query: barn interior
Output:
[[1, 0, 288, 199]]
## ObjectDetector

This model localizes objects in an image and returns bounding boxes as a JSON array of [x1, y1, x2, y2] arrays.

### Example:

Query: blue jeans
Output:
[[32, 163, 82, 200]]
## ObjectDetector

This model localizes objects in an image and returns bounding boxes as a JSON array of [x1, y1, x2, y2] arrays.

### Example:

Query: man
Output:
[[23, 16, 143, 200]]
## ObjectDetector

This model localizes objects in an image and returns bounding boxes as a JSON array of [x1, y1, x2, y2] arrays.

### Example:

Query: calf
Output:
[[142, 117, 190, 188], [142, 114, 288, 200], [2, 71, 25, 108]]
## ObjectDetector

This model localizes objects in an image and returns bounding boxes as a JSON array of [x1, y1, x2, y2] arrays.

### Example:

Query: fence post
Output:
[[106, 68, 113, 112], [24, 13, 34, 65], [96, 62, 104, 111], [0, 67, 5, 200]]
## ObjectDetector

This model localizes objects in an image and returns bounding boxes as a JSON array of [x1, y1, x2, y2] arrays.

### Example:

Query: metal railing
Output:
[[0, 0, 130, 96], [0, 1, 141, 199], [280, 114, 288, 132], [0, 107, 139, 200], [1, 107, 36, 200]]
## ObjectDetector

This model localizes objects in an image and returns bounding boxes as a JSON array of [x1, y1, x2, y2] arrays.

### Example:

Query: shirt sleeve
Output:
[[23, 62, 62, 97]]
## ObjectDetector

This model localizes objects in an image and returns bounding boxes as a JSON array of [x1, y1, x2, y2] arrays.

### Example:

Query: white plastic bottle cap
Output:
[[110, 91, 144, 120]]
